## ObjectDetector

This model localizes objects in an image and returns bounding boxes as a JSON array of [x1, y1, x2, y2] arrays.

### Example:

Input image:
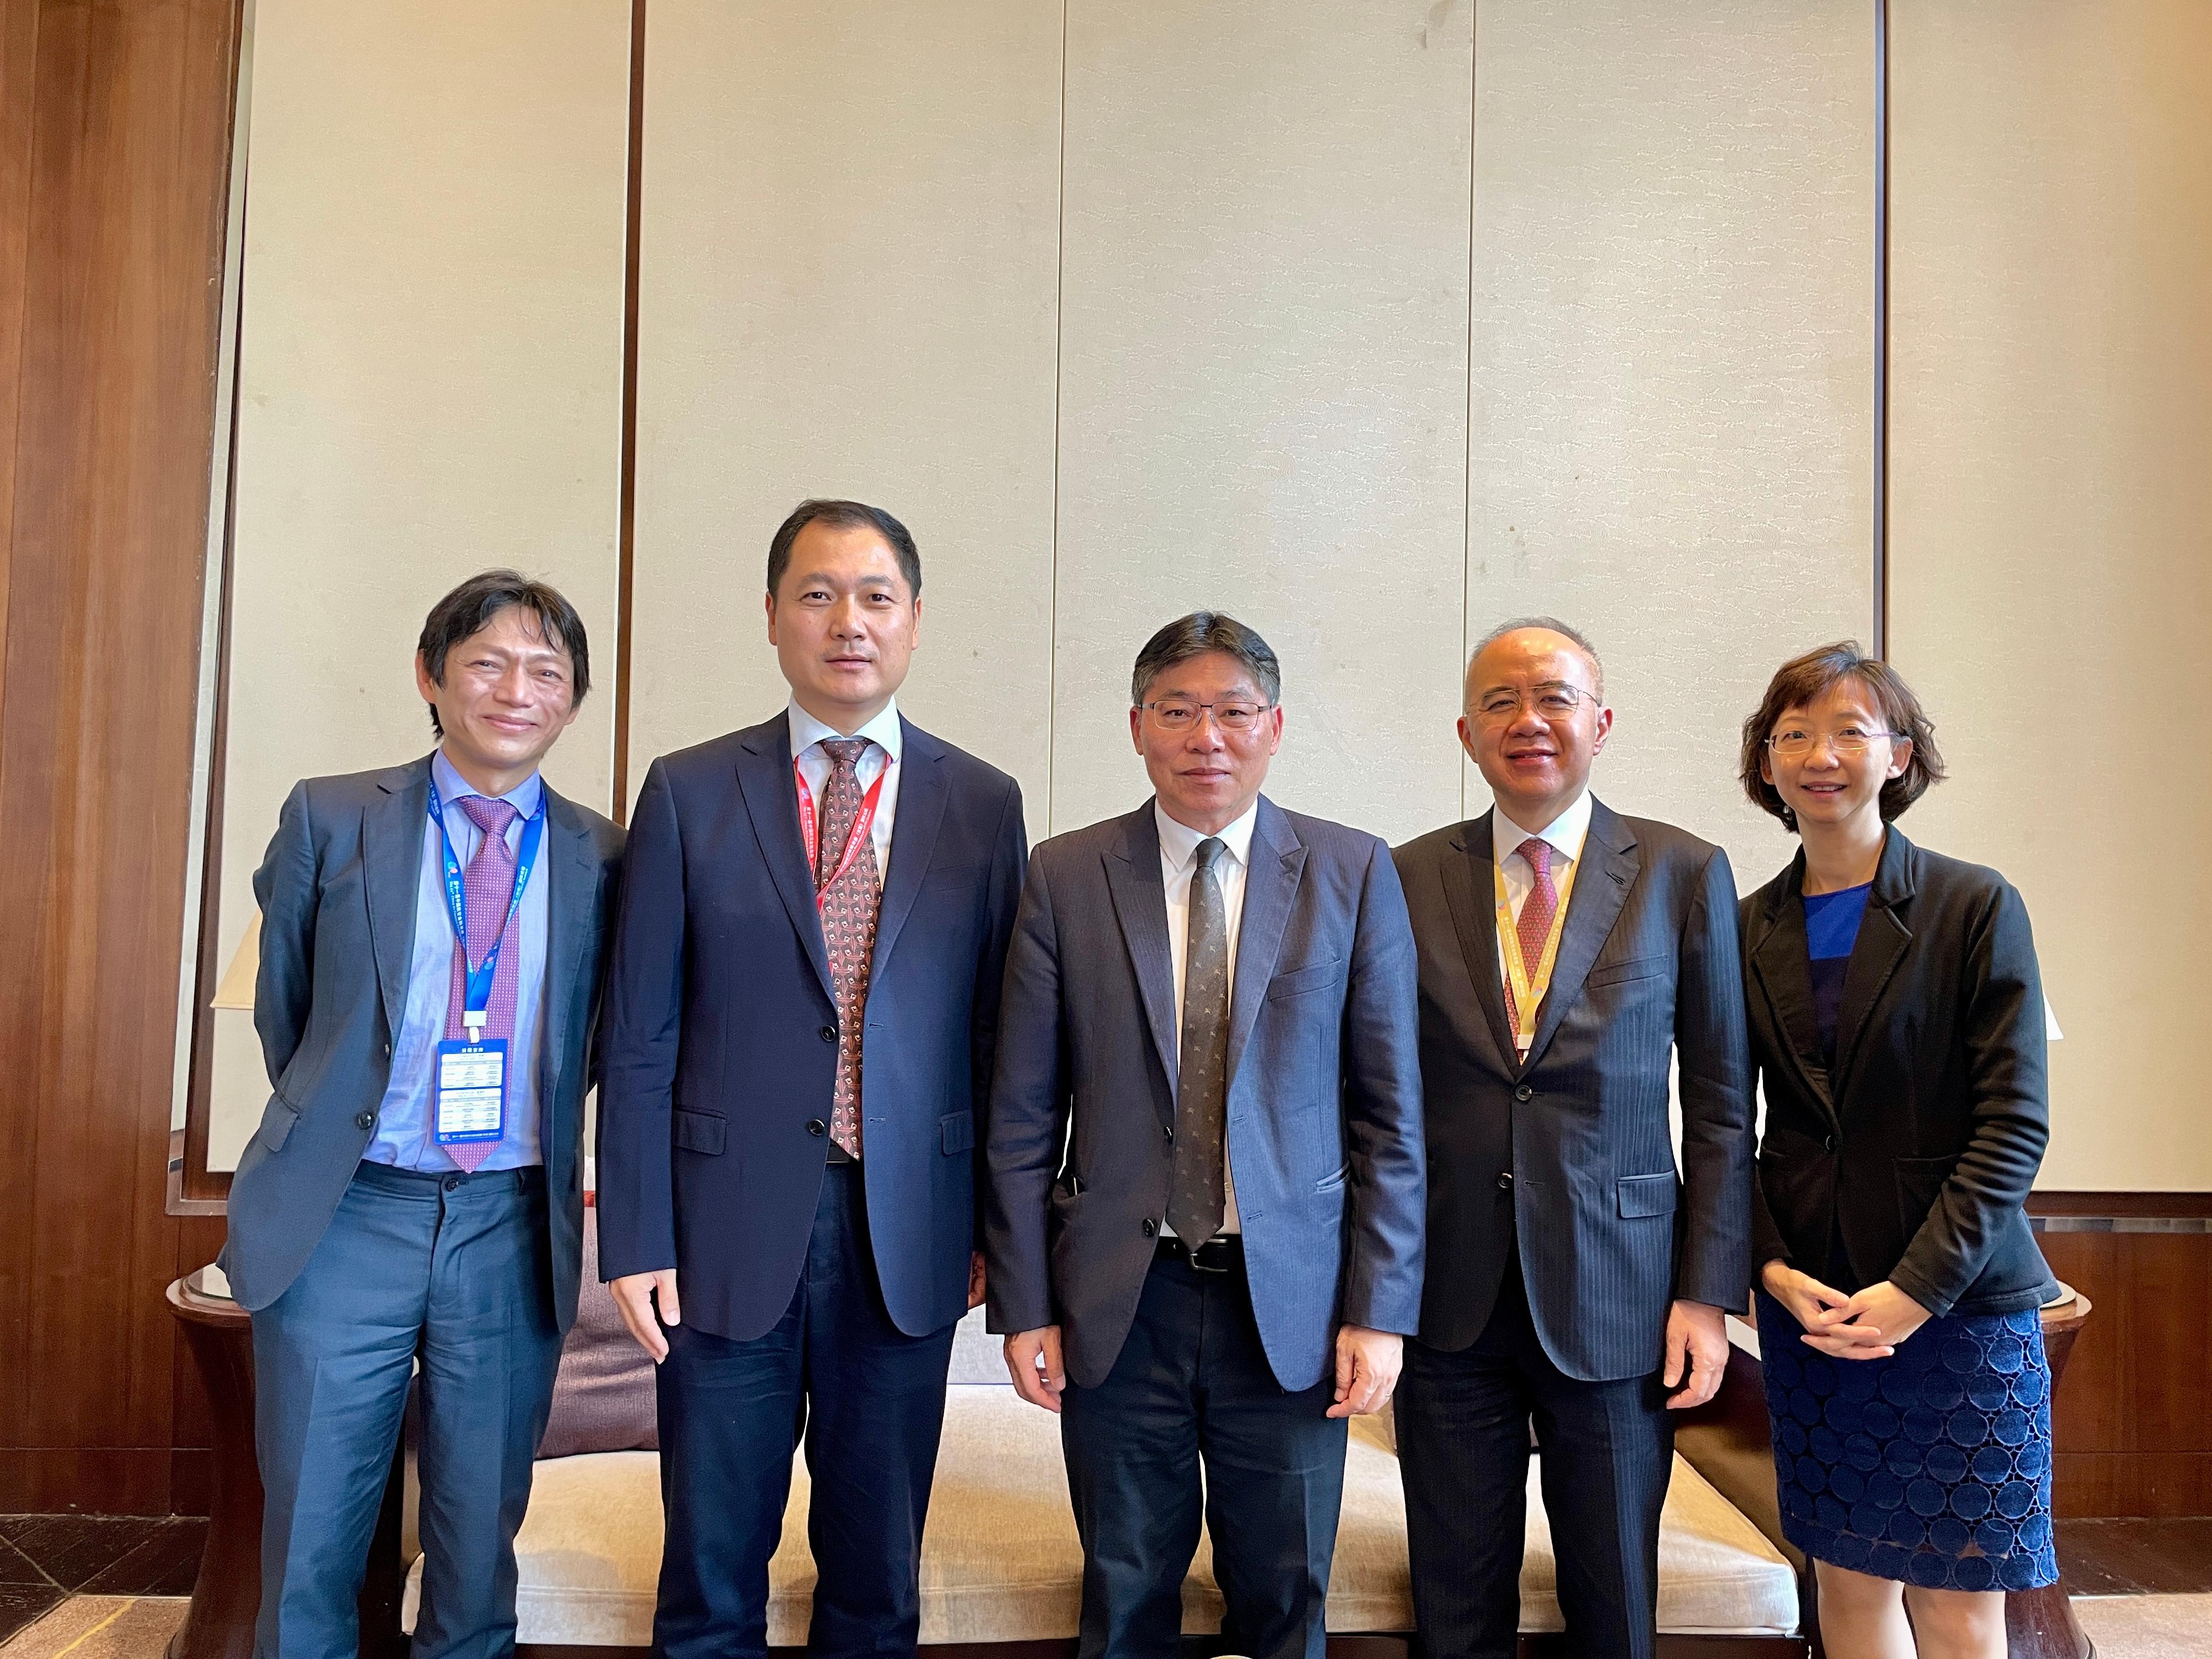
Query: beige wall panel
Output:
[[1466, 1, 1875, 883], [627, 2, 1062, 834], [206, 0, 630, 1168], [1888, 2, 2212, 1189], [1046, 0, 1474, 842]]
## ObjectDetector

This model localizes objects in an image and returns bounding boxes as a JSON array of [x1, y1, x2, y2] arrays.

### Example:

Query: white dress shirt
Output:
[[1156, 798, 1259, 1235], [789, 697, 903, 883]]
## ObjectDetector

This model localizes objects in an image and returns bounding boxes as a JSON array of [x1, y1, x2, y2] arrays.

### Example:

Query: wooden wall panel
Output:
[[0, 0, 241, 1514]]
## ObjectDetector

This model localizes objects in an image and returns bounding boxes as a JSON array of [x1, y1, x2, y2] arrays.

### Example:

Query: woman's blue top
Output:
[[1803, 881, 1872, 1069]]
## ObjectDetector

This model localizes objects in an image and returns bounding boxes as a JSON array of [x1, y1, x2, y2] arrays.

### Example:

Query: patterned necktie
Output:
[[815, 739, 880, 1159], [1504, 836, 1558, 1042], [443, 795, 521, 1173], [1168, 837, 1230, 1247]]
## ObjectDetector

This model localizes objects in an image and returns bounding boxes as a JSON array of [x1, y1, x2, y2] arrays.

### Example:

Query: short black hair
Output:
[[766, 499, 922, 599], [1131, 612, 1282, 707], [416, 570, 589, 739], [1740, 640, 1946, 831]]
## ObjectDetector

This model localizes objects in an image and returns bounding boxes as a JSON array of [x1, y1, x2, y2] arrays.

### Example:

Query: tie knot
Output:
[[1516, 837, 1553, 881], [821, 738, 868, 774], [1195, 836, 1224, 872], [460, 795, 520, 837]]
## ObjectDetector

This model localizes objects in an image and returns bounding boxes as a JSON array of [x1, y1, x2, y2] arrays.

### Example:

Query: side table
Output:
[[2006, 1287, 2095, 1659]]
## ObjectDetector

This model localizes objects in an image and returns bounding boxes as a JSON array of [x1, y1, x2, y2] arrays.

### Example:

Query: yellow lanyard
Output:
[[1494, 852, 1578, 1052]]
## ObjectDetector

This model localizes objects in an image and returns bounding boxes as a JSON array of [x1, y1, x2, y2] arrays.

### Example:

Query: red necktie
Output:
[[815, 740, 880, 1159], [1504, 836, 1558, 1040], [444, 795, 520, 1173]]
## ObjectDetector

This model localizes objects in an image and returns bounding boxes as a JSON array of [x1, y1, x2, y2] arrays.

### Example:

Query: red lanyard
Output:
[[795, 755, 888, 906]]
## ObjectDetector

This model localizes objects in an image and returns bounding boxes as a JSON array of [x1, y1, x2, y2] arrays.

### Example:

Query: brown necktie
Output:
[[815, 739, 880, 1159], [1168, 837, 1230, 1246]]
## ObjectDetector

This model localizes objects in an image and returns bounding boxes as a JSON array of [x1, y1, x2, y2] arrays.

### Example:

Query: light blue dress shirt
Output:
[[366, 749, 550, 1172]]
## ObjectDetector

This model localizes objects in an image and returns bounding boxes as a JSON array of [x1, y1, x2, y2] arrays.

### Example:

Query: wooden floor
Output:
[[2055, 1516, 2212, 1596]]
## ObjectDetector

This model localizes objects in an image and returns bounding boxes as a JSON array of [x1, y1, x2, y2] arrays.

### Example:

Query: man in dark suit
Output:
[[596, 499, 1027, 1659], [987, 612, 1425, 1659], [224, 572, 624, 1659], [1391, 618, 1754, 1659]]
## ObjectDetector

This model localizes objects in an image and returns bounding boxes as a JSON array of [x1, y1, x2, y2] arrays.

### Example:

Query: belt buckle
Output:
[[1188, 1238, 1232, 1274]]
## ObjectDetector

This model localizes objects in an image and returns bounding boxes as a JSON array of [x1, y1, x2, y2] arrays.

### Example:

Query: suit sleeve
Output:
[[1740, 898, 1793, 1276], [1338, 836, 1427, 1334], [1888, 881, 2050, 1317], [251, 780, 320, 1091], [593, 759, 685, 1282], [983, 851, 1068, 1334], [1673, 846, 1756, 1312], [968, 779, 1030, 1245]]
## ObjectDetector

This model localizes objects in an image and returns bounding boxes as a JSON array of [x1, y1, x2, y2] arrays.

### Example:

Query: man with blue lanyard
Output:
[[222, 572, 625, 1659]]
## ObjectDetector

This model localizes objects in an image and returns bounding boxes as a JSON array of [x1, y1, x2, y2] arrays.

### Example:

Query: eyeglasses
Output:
[[1470, 683, 1600, 725], [1765, 726, 1901, 758], [1139, 698, 1276, 734]]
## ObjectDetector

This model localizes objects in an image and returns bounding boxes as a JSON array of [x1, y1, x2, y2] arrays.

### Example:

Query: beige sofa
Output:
[[392, 1310, 1804, 1655]]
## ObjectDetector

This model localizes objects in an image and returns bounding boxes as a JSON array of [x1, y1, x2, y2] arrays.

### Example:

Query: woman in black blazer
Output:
[[1738, 643, 2058, 1659]]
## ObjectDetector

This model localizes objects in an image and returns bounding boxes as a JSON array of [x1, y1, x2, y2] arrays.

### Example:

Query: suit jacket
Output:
[[984, 797, 1426, 1394], [1744, 827, 2056, 1318], [221, 754, 624, 1331], [595, 713, 1026, 1342], [1393, 798, 1753, 1383]]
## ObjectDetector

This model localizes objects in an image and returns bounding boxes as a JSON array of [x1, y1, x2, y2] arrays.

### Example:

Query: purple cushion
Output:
[[538, 1204, 659, 1459]]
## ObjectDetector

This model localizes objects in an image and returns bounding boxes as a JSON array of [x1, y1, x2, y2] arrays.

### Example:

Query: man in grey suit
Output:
[[987, 612, 1426, 1659], [1391, 618, 1753, 1659], [222, 572, 624, 1659]]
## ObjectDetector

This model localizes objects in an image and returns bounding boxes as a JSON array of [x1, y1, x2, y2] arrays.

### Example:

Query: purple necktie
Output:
[[444, 795, 520, 1173]]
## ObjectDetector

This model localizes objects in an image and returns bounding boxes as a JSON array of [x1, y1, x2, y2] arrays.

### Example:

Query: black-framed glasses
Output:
[[1470, 682, 1599, 725], [1139, 698, 1276, 734], [1765, 726, 1901, 758]]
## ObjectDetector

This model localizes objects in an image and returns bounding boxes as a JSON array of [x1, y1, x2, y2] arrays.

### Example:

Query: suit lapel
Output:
[[364, 757, 433, 1046], [538, 786, 598, 1117], [1518, 798, 1639, 1073], [1103, 805, 1182, 1114], [1225, 798, 1305, 1087], [1830, 828, 1916, 1099], [869, 717, 946, 979], [1438, 813, 1520, 1073], [1746, 849, 1838, 1118], [733, 719, 837, 1005]]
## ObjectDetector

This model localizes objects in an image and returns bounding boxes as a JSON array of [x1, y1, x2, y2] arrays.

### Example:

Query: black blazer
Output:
[[1395, 799, 1754, 1383], [1743, 827, 2057, 1319]]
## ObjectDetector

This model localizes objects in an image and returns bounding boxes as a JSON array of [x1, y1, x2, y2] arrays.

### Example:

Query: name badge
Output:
[[435, 1038, 508, 1146]]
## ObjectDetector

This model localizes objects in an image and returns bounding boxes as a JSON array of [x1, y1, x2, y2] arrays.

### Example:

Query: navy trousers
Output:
[[1059, 1249, 1347, 1659], [249, 1161, 562, 1659], [1396, 1248, 1673, 1659], [653, 1162, 958, 1659]]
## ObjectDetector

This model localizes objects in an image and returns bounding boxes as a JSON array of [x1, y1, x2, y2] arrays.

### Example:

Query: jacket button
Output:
[[806, 1119, 827, 1138], [356, 1111, 376, 1130], [1141, 1218, 1157, 1238], [1498, 1172, 1514, 1191], [1165, 1125, 1175, 1141], [819, 1025, 838, 1045], [1823, 1134, 1837, 1152], [1514, 1084, 1534, 1103]]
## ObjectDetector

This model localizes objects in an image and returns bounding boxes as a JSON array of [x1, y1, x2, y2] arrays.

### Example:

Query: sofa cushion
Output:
[[405, 1382, 1797, 1644]]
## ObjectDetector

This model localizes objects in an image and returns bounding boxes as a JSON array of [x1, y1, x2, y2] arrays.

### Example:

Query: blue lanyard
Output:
[[427, 777, 547, 1019]]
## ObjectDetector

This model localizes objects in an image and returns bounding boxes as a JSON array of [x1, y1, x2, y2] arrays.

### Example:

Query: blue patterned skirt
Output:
[[1754, 1290, 2059, 1592]]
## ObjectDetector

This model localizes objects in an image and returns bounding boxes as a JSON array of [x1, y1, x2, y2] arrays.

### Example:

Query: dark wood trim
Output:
[[2029, 1191, 2212, 1219], [1870, 0, 1889, 658], [610, 0, 646, 826], [513, 1639, 1805, 1659]]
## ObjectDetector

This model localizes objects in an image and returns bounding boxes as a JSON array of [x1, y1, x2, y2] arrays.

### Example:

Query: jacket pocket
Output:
[[940, 1110, 975, 1156], [1585, 954, 1668, 989], [1893, 1152, 1958, 1231], [672, 1108, 727, 1156], [1617, 1171, 1679, 1218], [1268, 956, 1348, 1000], [255, 1092, 302, 1154]]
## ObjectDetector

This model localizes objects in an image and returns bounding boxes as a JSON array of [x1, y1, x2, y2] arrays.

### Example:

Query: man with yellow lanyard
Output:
[[1390, 618, 1755, 1659]]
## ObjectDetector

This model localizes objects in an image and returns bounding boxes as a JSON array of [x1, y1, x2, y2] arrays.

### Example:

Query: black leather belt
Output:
[[1156, 1234, 1242, 1274]]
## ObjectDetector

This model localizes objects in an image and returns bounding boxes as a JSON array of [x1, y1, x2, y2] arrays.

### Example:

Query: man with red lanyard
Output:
[[596, 498, 1028, 1659]]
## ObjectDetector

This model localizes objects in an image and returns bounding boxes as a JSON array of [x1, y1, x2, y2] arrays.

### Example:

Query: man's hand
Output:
[[1004, 1326, 1067, 1412], [968, 1251, 988, 1311], [1662, 1299, 1728, 1409], [608, 1270, 681, 1363], [1327, 1326, 1403, 1419]]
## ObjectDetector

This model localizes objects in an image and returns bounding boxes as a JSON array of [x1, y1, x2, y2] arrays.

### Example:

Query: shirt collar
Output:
[[1155, 797, 1260, 875], [787, 697, 903, 764], [432, 747, 543, 818], [1493, 787, 1592, 870]]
